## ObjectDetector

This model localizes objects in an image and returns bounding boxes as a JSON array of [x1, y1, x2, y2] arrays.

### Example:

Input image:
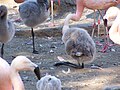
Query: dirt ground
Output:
[[1, 1, 120, 90]]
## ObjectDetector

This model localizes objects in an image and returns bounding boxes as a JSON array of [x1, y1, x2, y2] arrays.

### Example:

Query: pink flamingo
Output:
[[68, 0, 119, 21], [0, 56, 40, 90], [103, 6, 120, 45]]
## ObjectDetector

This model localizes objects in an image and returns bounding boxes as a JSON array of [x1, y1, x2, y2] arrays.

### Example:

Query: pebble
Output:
[[104, 85, 120, 90]]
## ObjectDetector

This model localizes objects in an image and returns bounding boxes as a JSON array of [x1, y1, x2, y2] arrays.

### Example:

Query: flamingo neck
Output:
[[109, 11, 120, 44], [10, 67, 25, 90], [0, 59, 13, 90], [0, 14, 7, 27], [109, 12, 120, 34], [62, 14, 73, 34]]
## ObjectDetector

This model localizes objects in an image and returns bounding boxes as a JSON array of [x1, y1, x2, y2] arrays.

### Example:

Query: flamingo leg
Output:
[[91, 10, 96, 38], [105, 23, 114, 47], [51, 0, 54, 25], [54, 61, 84, 69], [97, 10, 114, 52], [71, 0, 84, 21], [1, 43, 4, 58], [92, 10, 102, 46], [31, 28, 39, 54], [77, 59, 84, 68], [96, 13, 103, 46]]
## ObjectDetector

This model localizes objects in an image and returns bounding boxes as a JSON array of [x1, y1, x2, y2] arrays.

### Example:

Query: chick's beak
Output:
[[104, 19, 108, 27], [34, 66, 41, 80]]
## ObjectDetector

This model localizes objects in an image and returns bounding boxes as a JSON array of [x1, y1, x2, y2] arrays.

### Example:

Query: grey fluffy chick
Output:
[[54, 14, 96, 68], [0, 5, 15, 58], [36, 74, 61, 90], [19, 0, 50, 54]]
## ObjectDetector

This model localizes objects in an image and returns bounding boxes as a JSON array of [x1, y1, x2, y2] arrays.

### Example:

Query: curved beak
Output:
[[34, 66, 41, 80], [104, 19, 108, 27]]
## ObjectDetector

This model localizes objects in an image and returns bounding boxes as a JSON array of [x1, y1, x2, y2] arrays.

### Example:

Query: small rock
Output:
[[57, 56, 65, 61], [91, 64, 102, 69], [50, 67, 54, 70], [31, 56, 34, 59], [50, 49, 54, 53], [25, 41, 32, 45], [62, 68, 71, 74], [39, 44, 43, 47], [111, 48, 115, 52], [22, 76, 28, 80], [104, 85, 120, 90], [47, 37, 53, 40]]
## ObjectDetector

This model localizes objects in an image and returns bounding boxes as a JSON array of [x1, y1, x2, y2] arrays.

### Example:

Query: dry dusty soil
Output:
[[1, 1, 120, 90]]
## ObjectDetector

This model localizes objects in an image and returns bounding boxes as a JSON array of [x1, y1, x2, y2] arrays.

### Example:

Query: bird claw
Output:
[[33, 50, 39, 54], [99, 41, 114, 53], [54, 62, 84, 69], [99, 43, 109, 53], [107, 43, 114, 47], [96, 41, 103, 46]]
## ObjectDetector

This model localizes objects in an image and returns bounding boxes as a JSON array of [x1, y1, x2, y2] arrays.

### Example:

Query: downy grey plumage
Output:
[[36, 74, 61, 90], [19, 0, 50, 54], [55, 14, 96, 68], [0, 5, 15, 58]]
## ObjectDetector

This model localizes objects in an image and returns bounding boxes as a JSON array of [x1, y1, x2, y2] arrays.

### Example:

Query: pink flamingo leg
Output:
[[48, 0, 56, 27], [100, 43, 109, 53], [96, 14, 103, 46], [94, 10, 114, 52], [105, 26, 114, 46], [91, 10, 96, 38], [100, 18, 114, 53], [49, 0, 60, 27], [92, 10, 102, 46]]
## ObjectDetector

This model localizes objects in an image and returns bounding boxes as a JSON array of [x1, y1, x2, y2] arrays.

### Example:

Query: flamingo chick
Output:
[[0, 56, 40, 90], [0, 5, 15, 58], [19, 0, 50, 54], [54, 14, 96, 69], [36, 74, 61, 90], [104, 6, 120, 45]]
